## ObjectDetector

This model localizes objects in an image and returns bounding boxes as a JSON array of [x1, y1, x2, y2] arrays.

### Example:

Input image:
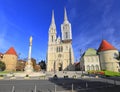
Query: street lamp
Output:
[[54, 61, 56, 74]]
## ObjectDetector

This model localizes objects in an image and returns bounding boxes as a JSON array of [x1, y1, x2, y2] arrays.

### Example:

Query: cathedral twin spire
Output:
[[51, 10, 56, 28], [64, 8, 69, 24], [50, 8, 68, 29], [49, 8, 72, 43]]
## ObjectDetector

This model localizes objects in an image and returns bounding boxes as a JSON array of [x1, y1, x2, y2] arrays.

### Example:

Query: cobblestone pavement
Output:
[[0, 78, 120, 92], [0, 71, 120, 92]]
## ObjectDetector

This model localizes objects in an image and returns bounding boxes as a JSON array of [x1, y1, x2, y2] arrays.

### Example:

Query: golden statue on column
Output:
[[24, 36, 34, 73]]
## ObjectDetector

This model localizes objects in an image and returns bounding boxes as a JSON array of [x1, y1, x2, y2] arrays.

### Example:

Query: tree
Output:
[[34, 65, 41, 72], [38, 60, 46, 70], [16, 59, 26, 71], [0, 61, 6, 71], [31, 58, 37, 70]]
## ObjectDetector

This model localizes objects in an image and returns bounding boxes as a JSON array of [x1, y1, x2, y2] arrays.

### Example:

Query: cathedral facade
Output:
[[47, 8, 74, 72]]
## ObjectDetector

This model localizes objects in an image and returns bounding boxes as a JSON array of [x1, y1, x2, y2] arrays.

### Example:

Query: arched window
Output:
[[56, 47, 58, 52], [51, 35, 53, 42], [65, 32, 68, 39], [91, 65, 94, 70], [61, 46, 63, 52], [95, 65, 99, 70], [87, 65, 90, 71], [59, 47, 60, 52]]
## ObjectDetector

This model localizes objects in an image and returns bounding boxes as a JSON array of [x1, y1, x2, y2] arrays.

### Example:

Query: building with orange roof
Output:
[[1, 47, 18, 71], [80, 40, 120, 72], [98, 40, 117, 52], [98, 40, 120, 72]]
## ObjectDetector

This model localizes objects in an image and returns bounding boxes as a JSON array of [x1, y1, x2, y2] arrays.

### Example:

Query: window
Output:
[[65, 32, 68, 39], [56, 47, 58, 52], [91, 65, 94, 70], [51, 35, 53, 42], [61, 46, 63, 52], [59, 47, 60, 52], [87, 65, 90, 71], [95, 65, 99, 70], [56, 46, 63, 52]]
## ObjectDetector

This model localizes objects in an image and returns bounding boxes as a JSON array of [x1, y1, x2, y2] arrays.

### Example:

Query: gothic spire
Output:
[[64, 7, 69, 24], [64, 7, 68, 21], [50, 10, 56, 27]]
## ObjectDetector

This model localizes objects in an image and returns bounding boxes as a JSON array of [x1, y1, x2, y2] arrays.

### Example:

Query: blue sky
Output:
[[0, 0, 120, 62]]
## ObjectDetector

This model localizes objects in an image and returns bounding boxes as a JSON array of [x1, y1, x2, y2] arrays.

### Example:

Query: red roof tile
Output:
[[5, 47, 17, 56], [98, 40, 117, 52], [75, 62, 80, 66]]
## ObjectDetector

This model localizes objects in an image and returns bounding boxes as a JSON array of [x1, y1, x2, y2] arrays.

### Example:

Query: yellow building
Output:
[[1, 47, 18, 71]]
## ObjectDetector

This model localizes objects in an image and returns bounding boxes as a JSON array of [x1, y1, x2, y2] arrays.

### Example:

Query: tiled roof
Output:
[[84, 48, 97, 56], [75, 62, 80, 66], [5, 47, 17, 56], [98, 40, 117, 52]]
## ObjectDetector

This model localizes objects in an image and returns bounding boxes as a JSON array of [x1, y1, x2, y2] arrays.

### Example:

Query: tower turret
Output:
[[61, 8, 72, 41], [48, 10, 57, 44]]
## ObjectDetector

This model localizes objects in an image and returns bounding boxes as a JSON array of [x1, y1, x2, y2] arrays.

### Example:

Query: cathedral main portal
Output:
[[58, 63, 62, 71]]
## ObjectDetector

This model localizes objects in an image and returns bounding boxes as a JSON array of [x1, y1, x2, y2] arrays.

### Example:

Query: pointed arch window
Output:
[[56, 47, 58, 52], [56, 46, 63, 52], [51, 35, 53, 42], [66, 32, 68, 39], [91, 65, 94, 70], [61, 46, 63, 52], [87, 65, 90, 71], [95, 65, 99, 70]]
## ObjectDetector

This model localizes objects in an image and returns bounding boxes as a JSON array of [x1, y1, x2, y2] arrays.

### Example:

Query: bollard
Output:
[[105, 79, 108, 87], [12, 86, 15, 92], [72, 84, 74, 92], [86, 82, 88, 88], [114, 80, 116, 86], [54, 85, 56, 92], [34, 84, 36, 92]]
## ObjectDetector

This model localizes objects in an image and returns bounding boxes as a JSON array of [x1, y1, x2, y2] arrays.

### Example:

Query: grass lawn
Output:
[[88, 70, 120, 77], [104, 71, 120, 77], [0, 71, 9, 75]]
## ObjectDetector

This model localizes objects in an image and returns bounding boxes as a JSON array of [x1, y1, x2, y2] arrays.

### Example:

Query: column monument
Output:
[[25, 36, 34, 73]]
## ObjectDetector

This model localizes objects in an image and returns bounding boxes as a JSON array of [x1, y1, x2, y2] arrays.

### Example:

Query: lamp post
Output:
[[54, 61, 56, 74], [80, 49, 83, 74]]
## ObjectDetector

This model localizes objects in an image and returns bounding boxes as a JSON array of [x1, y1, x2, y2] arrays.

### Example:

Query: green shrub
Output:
[[104, 71, 120, 76], [12, 75, 15, 77], [0, 61, 6, 71], [0, 75, 3, 77], [26, 74, 29, 77]]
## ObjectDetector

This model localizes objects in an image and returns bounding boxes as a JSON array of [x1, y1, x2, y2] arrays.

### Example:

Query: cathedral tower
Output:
[[47, 8, 74, 72], [61, 8, 72, 41], [48, 10, 57, 45]]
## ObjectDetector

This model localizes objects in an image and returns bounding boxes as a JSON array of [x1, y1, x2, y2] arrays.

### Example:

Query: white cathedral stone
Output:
[[47, 8, 74, 72]]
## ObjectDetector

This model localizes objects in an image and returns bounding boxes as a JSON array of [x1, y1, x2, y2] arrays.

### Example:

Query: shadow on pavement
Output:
[[49, 76, 120, 92]]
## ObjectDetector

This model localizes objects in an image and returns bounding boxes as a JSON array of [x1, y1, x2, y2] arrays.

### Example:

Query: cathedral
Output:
[[46, 8, 74, 72]]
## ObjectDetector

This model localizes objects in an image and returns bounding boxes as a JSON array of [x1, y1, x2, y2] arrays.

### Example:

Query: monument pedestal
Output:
[[24, 64, 33, 74]]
